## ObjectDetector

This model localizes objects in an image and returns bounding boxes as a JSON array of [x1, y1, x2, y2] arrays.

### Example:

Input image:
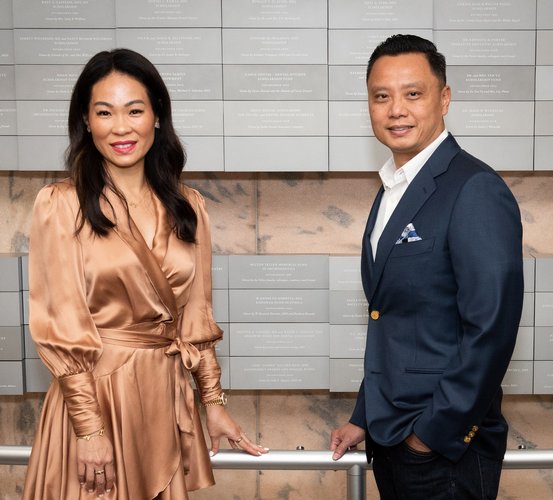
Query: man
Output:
[[330, 34, 524, 499]]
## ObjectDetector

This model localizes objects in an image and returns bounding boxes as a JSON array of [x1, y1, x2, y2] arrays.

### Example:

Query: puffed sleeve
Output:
[[29, 182, 104, 436], [180, 187, 224, 402]]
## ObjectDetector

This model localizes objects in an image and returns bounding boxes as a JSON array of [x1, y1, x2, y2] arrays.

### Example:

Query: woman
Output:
[[23, 48, 267, 499]]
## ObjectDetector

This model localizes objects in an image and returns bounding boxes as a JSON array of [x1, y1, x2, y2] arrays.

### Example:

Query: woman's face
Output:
[[86, 72, 157, 174]]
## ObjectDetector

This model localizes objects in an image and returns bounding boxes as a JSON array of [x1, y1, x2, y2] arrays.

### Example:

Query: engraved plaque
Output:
[[17, 101, 69, 135], [116, 28, 221, 64], [455, 137, 533, 171], [15, 65, 82, 100], [520, 292, 534, 327], [116, 0, 220, 27], [534, 361, 553, 394], [172, 101, 223, 136], [329, 325, 366, 359], [13, 0, 115, 28], [535, 254, 553, 292], [511, 326, 534, 361], [535, 327, 553, 361], [24, 358, 52, 393], [329, 359, 364, 392], [224, 101, 328, 136], [17, 136, 68, 171], [329, 29, 433, 65], [212, 255, 229, 290], [0, 361, 24, 395], [535, 101, 553, 136], [158, 65, 222, 101], [0, 30, 14, 64], [229, 323, 329, 356], [502, 360, 533, 394], [224, 136, 328, 172], [0, 0, 12, 29], [329, 101, 371, 136], [329, 0, 432, 29], [535, 293, 553, 327], [230, 356, 329, 390], [448, 66, 535, 101], [538, 0, 553, 29], [14, 29, 115, 64], [0, 326, 23, 360], [329, 137, 389, 172], [536, 66, 553, 101], [223, 28, 327, 64], [435, 31, 535, 66], [212, 288, 229, 323], [329, 290, 369, 325], [524, 255, 535, 292], [223, 65, 328, 101], [228, 255, 328, 289], [215, 324, 229, 357], [446, 102, 534, 136], [0, 136, 17, 170], [24, 325, 38, 359], [0, 64, 15, 100], [229, 289, 329, 323], [329, 65, 367, 101], [0, 292, 21, 327], [329, 256, 362, 291], [181, 136, 224, 172], [434, 0, 535, 30], [535, 137, 553, 171], [0, 255, 21, 291], [223, 0, 327, 28], [0, 100, 16, 135], [537, 30, 553, 65]]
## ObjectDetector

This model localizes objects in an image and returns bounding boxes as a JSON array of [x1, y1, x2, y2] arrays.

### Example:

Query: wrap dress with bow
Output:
[[23, 179, 223, 500]]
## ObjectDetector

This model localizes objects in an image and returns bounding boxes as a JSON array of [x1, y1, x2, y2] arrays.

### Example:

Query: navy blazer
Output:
[[350, 134, 524, 463]]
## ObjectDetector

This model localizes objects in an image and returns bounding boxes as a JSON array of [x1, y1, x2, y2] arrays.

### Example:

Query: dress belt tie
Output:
[[98, 324, 201, 436]]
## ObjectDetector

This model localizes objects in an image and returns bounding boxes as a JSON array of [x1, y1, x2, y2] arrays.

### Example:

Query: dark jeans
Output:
[[370, 441, 503, 500]]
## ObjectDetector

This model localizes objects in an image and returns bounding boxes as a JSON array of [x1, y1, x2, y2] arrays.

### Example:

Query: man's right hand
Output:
[[330, 422, 366, 461]]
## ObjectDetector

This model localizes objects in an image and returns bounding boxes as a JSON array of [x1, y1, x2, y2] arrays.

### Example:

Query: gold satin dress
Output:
[[23, 180, 223, 500]]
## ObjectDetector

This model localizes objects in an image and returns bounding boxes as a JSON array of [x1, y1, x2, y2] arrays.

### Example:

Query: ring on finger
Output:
[[95, 470, 105, 475], [234, 436, 243, 444]]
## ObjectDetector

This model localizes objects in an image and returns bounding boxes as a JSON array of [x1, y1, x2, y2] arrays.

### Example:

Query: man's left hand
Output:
[[405, 433, 432, 453]]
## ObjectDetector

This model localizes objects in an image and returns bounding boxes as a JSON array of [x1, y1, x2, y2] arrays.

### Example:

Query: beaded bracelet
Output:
[[77, 428, 105, 441]]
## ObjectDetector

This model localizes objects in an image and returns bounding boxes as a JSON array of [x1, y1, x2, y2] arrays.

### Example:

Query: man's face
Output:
[[367, 52, 451, 167]]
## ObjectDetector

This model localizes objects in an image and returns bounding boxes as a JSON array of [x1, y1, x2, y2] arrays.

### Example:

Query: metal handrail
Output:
[[2, 447, 553, 500]]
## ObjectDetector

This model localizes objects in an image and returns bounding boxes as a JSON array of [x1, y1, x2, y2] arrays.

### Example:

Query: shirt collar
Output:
[[378, 130, 449, 191]]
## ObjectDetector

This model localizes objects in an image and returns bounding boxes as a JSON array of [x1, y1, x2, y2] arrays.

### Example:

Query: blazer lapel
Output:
[[365, 134, 461, 304], [361, 186, 383, 299]]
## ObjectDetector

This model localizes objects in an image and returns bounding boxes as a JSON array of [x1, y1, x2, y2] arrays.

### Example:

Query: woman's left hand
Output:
[[205, 405, 269, 457]]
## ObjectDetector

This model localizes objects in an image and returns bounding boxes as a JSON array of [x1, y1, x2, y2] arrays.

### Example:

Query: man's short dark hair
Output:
[[366, 34, 447, 86]]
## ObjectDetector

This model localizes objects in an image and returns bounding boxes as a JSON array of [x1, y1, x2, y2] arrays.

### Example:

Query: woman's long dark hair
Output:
[[66, 48, 197, 242]]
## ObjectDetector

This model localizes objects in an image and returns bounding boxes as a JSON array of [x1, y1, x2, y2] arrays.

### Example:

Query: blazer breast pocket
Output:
[[390, 237, 435, 258]]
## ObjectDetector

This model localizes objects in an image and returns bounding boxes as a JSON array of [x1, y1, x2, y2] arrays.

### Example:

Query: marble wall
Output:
[[1, 170, 553, 499]]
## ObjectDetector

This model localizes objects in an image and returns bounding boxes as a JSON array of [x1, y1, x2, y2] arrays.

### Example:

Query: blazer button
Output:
[[370, 310, 380, 320], [463, 436, 471, 443], [472, 426, 479, 432]]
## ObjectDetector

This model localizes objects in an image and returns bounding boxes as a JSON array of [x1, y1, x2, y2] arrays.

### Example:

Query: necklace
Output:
[[126, 187, 151, 209]]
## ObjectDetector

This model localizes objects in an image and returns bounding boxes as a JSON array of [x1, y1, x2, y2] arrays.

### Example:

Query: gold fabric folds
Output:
[[57, 372, 103, 437], [23, 180, 223, 500]]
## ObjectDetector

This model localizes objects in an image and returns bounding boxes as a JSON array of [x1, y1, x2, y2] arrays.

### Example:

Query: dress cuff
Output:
[[194, 347, 222, 403], [58, 371, 104, 437]]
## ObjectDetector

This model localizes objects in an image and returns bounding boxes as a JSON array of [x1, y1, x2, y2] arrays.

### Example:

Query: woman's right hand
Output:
[[76, 433, 116, 496]]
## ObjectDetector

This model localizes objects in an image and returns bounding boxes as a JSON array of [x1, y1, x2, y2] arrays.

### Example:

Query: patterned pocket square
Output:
[[395, 223, 422, 244]]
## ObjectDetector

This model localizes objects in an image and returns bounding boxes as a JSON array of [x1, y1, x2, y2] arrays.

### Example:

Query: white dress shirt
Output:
[[370, 130, 449, 259]]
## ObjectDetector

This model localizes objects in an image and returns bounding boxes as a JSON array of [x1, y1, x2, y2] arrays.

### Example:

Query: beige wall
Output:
[[1, 170, 553, 499]]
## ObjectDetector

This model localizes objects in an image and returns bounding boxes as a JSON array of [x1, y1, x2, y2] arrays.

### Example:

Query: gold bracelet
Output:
[[77, 428, 105, 441], [203, 393, 227, 407]]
